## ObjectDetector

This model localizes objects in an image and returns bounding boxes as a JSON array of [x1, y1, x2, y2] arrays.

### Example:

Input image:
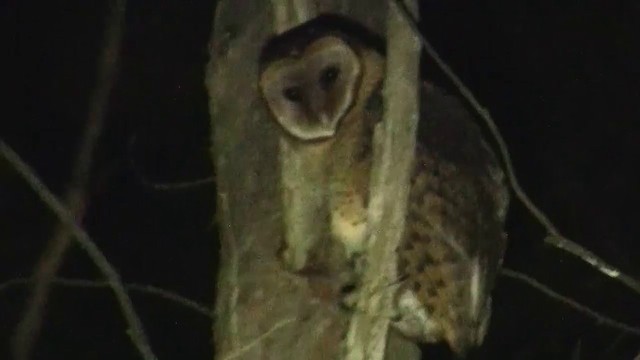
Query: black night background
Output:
[[2, 0, 639, 359]]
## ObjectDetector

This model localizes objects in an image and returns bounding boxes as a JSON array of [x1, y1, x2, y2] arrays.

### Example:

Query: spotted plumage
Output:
[[393, 84, 508, 354]]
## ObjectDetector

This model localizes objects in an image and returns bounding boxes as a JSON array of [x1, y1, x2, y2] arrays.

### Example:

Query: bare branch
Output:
[[392, 0, 640, 297], [0, 141, 156, 360], [128, 136, 215, 191], [0, 277, 213, 320], [12, 1, 129, 359], [544, 235, 640, 294], [501, 268, 640, 336], [345, 1, 420, 359], [136, 175, 215, 191]]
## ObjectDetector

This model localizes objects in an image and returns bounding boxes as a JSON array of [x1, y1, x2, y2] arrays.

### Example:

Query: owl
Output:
[[259, 17, 509, 356]]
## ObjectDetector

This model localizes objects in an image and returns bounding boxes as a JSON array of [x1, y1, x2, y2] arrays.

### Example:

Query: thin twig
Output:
[[0, 141, 156, 360], [219, 317, 296, 360], [128, 136, 215, 191], [501, 268, 640, 336], [125, 283, 211, 319], [136, 174, 215, 191], [12, 1, 129, 359], [0, 277, 213, 319], [392, 0, 640, 297]]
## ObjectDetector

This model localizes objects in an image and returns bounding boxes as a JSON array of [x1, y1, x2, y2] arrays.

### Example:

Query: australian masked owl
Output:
[[258, 17, 509, 356]]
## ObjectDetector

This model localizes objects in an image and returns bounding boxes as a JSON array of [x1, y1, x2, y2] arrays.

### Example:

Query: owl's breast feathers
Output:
[[395, 83, 509, 354]]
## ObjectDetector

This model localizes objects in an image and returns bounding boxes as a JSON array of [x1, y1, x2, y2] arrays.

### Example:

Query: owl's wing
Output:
[[396, 82, 509, 352], [417, 82, 509, 254]]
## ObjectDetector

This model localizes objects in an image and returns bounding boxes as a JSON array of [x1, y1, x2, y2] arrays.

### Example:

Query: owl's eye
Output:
[[283, 86, 302, 103], [319, 65, 340, 90]]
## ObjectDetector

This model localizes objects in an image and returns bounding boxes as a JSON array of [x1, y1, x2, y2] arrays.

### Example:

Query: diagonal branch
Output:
[[0, 141, 156, 360], [12, 1, 129, 359], [0, 277, 213, 320], [501, 268, 640, 336], [128, 136, 215, 191]]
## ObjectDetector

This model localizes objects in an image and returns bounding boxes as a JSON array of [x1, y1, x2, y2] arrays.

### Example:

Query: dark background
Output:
[[2, 0, 639, 359]]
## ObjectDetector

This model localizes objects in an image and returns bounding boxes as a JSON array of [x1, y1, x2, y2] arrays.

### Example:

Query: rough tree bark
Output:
[[206, 1, 420, 359]]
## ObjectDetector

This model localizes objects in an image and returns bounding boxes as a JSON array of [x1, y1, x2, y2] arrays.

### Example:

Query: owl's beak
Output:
[[318, 113, 331, 126]]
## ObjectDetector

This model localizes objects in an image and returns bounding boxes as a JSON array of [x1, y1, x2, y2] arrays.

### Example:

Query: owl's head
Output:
[[259, 16, 385, 141], [260, 36, 362, 141]]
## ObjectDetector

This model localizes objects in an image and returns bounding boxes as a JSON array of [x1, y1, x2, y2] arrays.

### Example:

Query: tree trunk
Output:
[[206, 1, 420, 359]]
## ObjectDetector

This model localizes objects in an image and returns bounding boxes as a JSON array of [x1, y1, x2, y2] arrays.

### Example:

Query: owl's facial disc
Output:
[[260, 36, 362, 141]]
